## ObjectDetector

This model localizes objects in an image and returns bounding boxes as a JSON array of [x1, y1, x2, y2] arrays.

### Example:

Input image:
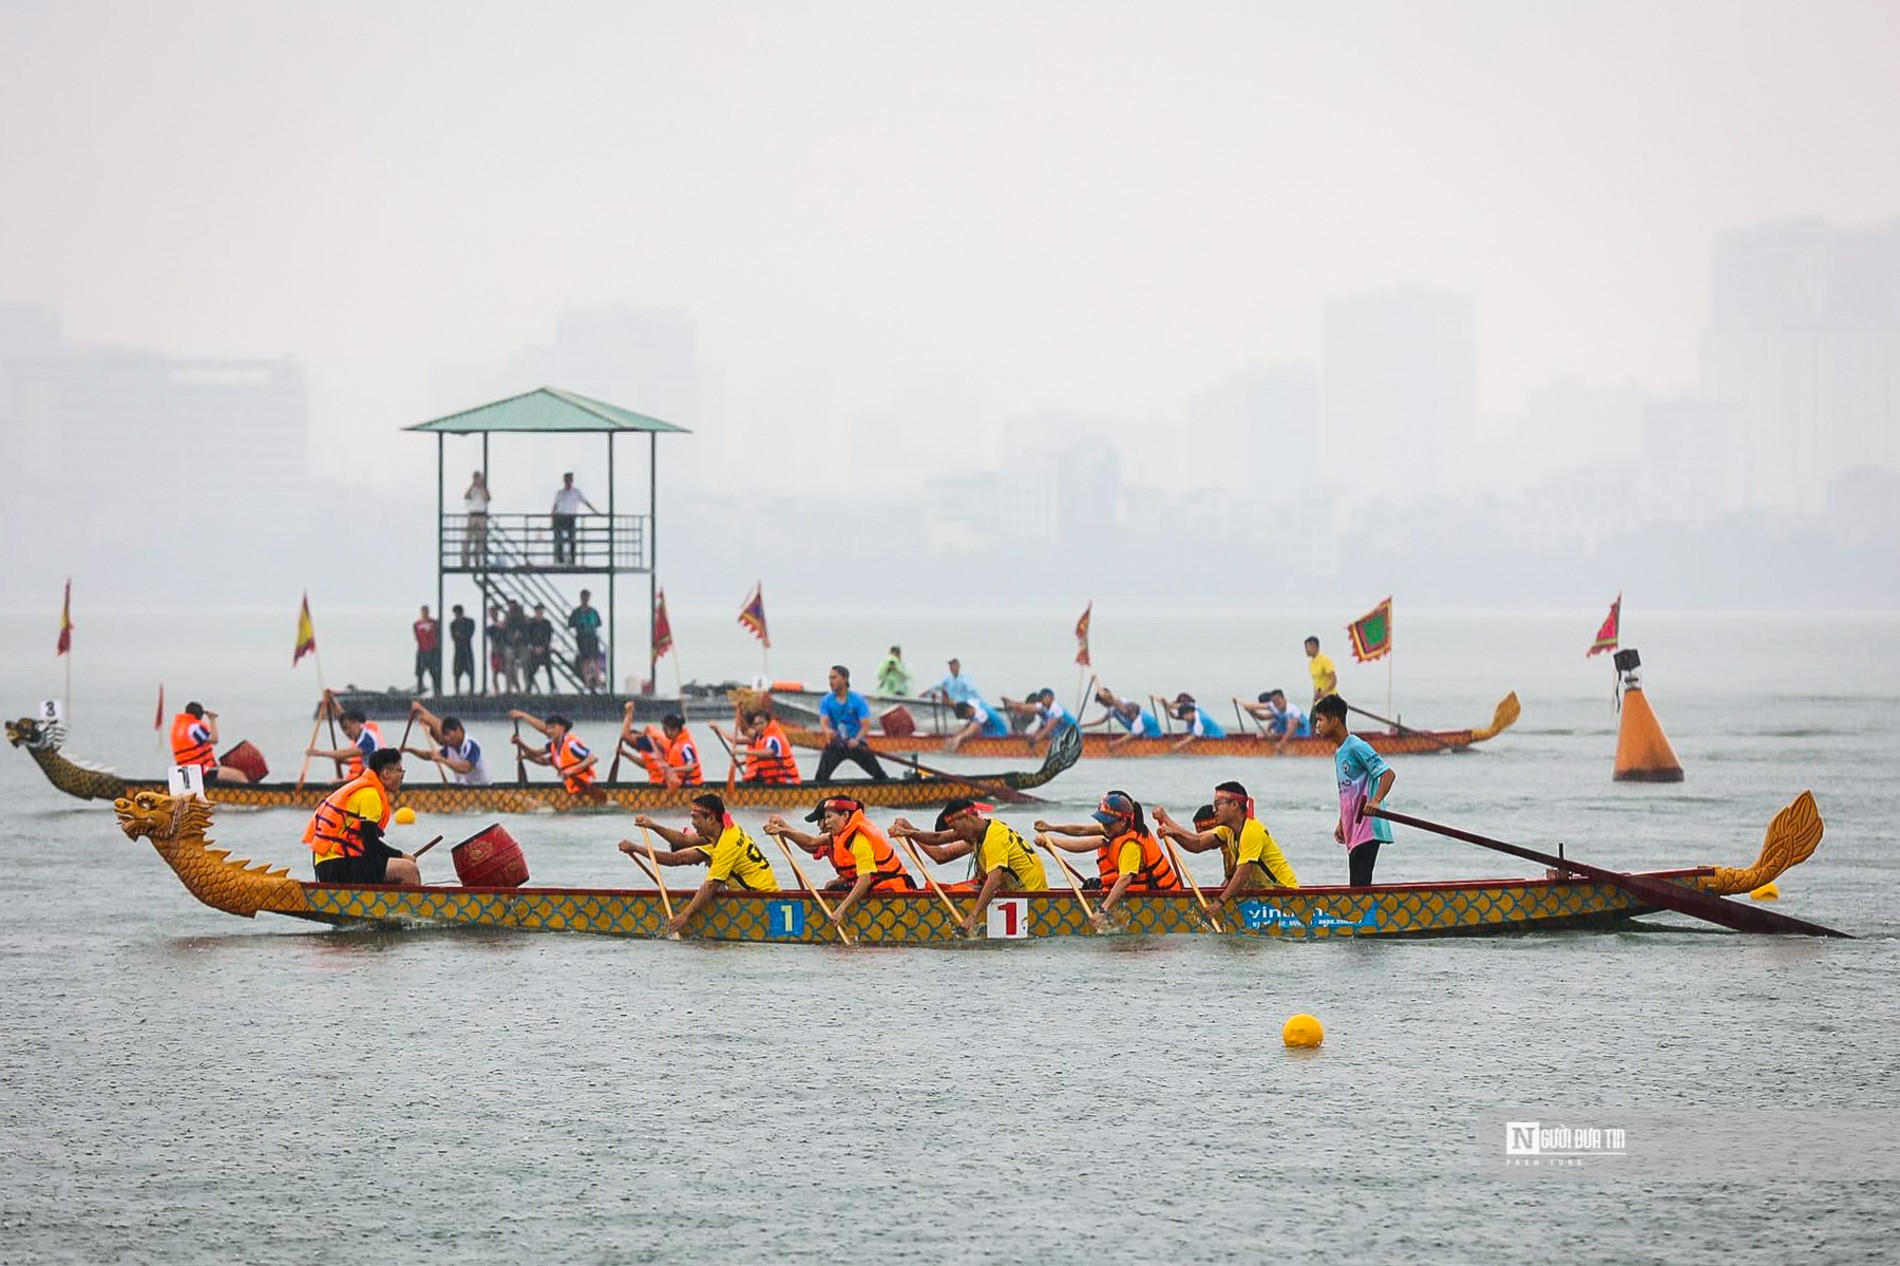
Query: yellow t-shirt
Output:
[[1235, 818, 1298, 888], [1308, 652, 1338, 700], [701, 825, 777, 891], [1115, 837, 1146, 876], [1207, 824, 1240, 880], [977, 820, 1047, 892]]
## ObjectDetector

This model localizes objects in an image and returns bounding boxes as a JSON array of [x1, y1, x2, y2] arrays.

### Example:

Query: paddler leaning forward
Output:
[[764, 795, 916, 931], [1154, 779, 1298, 924], [1038, 790, 1183, 929], [303, 747, 421, 886], [509, 709, 601, 800], [624, 792, 779, 936], [891, 796, 1047, 937]]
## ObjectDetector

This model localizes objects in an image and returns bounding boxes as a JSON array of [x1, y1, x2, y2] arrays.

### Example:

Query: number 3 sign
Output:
[[986, 896, 1029, 940]]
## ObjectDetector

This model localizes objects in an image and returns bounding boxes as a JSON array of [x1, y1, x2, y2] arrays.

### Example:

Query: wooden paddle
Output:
[[322, 690, 345, 779], [1160, 835, 1223, 932], [1364, 805, 1851, 938], [766, 829, 856, 946], [293, 704, 324, 791], [639, 825, 675, 923], [512, 718, 527, 787], [412, 834, 445, 860], [1345, 703, 1458, 753], [709, 722, 740, 791], [1035, 834, 1097, 921], [898, 838, 971, 930]]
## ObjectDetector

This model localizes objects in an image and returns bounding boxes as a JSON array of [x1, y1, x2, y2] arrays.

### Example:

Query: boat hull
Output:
[[276, 870, 1707, 941], [788, 729, 1481, 759]]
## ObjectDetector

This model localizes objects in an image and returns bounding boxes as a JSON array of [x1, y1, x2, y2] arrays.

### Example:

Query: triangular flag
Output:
[[293, 593, 317, 666], [653, 589, 675, 662], [1587, 594, 1621, 658], [1074, 602, 1092, 667], [56, 579, 72, 656], [738, 583, 770, 648]]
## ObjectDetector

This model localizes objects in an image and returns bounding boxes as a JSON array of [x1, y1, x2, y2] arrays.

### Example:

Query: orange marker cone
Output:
[[1613, 685, 1683, 782]]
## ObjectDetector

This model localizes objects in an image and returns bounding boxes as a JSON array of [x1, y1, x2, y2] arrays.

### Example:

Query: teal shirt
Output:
[[1335, 735, 1393, 843]]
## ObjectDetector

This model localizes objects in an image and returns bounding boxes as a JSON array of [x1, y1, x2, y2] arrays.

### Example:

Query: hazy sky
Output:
[[4, 0, 1897, 466]]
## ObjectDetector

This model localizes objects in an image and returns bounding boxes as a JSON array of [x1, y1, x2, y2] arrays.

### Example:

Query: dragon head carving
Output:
[[113, 789, 309, 919], [7, 717, 50, 750], [115, 789, 209, 843]]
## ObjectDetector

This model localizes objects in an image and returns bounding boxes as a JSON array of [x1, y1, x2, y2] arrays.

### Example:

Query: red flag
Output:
[[1074, 601, 1092, 667], [56, 580, 72, 656], [652, 588, 674, 661], [738, 583, 770, 648], [154, 684, 165, 731], [1587, 594, 1621, 658], [1346, 597, 1393, 663], [292, 593, 317, 666]]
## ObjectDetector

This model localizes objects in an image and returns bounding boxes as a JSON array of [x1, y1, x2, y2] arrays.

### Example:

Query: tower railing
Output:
[[440, 512, 647, 574]]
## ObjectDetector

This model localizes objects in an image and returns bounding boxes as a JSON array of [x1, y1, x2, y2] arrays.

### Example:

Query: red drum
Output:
[[879, 705, 917, 737], [218, 741, 270, 782], [452, 824, 531, 888]]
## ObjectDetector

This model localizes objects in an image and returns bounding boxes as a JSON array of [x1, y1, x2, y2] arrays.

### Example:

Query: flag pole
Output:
[[65, 643, 72, 726]]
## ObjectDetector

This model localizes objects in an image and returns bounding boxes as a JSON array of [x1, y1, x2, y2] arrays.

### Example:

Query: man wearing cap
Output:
[[875, 645, 912, 697], [764, 796, 914, 929], [1082, 686, 1164, 748], [1155, 780, 1298, 921], [814, 665, 888, 781], [627, 793, 780, 936], [1166, 693, 1226, 751], [892, 798, 1047, 937], [1037, 790, 1182, 928]]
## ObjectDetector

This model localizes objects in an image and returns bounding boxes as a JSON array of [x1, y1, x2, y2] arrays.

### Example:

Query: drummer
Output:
[[303, 748, 421, 886], [403, 702, 489, 785], [764, 795, 914, 929], [625, 793, 779, 936], [168, 701, 251, 784], [891, 797, 1047, 936]]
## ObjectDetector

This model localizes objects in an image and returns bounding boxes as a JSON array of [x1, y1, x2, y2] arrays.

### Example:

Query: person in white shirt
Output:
[[550, 472, 599, 565], [404, 703, 491, 785], [462, 471, 491, 565]]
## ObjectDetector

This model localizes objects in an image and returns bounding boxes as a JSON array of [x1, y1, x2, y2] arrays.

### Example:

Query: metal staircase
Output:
[[474, 520, 594, 693]]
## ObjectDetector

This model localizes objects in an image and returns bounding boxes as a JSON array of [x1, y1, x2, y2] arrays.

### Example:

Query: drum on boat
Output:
[[452, 824, 530, 888], [218, 741, 270, 782], [878, 705, 917, 737]]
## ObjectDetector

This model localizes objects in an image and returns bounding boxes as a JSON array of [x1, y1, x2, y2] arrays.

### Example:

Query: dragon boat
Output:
[[787, 693, 1521, 760], [8, 716, 1079, 814], [111, 784, 1830, 943]]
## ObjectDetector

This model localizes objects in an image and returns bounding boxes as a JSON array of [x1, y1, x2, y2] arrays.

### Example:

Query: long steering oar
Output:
[[1035, 835, 1097, 921], [866, 745, 1035, 805], [1345, 703, 1459, 753], [766, 830, 856, 946], [1365, 806, 1851, 938], [709, 722, 740, 791], [897, 838, 971, 930], [511, 718, 528, 787], [294, 699, 324, 791], [1159, 834, 1223, 931]]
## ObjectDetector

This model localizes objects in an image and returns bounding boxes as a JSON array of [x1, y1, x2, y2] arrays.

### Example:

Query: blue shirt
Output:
[[1186, 707, 1226, 739], [934, 673, 981, 705], [1113, 707, 1164, 738], [968, 700, 1009, 737], [820, 690, 872, 742], [1335, 735, 1393, 843]]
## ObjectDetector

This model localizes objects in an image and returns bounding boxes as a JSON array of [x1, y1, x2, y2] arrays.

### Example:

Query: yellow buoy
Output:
[[1282, 1014, 1324, 1049], [394, 806, 417, 825], [1750, 882, 1780, 901]]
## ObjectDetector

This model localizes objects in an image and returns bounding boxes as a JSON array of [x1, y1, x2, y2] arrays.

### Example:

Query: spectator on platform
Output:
[[526, 604, 556, 692], [550, 472, 599, 565], [449, 605, 476, 695], [462, 472, 491, 565], [413, 606, 441, 695], [569, 590, 604, 692]]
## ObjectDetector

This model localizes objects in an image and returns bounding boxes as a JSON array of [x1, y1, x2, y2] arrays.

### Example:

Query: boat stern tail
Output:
[[114, 790, 314, 920], [1471, 693, 1522, 743], [1707, 791, 1825, 896]]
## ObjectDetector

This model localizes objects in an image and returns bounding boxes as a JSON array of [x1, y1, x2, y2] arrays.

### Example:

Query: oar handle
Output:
[[412, 834, 445, 859]]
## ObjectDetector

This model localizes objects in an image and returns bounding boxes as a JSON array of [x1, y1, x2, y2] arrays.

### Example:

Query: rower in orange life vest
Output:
[[892, 797, 1047, 937], [738, 709, 801, 784], [168, 701, 251, 784], [304, 703, 385, 779], [302, 747, 422, 886], [655, 713, 704, 787], [1037, 789, 1182, 929], [763, 796, 915, 930], [508, 709, 599, 796], [624, 792, 780, 936], [614, 703, 670, 784]]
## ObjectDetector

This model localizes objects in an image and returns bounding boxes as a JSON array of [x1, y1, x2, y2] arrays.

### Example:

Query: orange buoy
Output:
[[1612, 649, 1683, 782]]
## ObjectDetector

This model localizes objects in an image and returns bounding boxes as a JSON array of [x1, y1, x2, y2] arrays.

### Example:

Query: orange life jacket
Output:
[[549, 731, 596, 794], [169, 713, 215, 771], [660, 727, 704, 786], [345, 721, 385, 779], [302, 770, 392, 861], [1095, 829, 1182, 892], [744, 720, 801, 784], [827, 811, 912, 892]]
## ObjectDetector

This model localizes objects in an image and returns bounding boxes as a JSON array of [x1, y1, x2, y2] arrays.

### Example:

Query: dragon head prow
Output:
[[115, 790, 213, 845], [7, 717, 48, 749]]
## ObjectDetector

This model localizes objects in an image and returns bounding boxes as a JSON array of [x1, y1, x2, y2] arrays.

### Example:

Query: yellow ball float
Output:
[[393, 806, 418, 826], [1282, 1013, 1324, 1049], [1750, 882, 1779, 901]]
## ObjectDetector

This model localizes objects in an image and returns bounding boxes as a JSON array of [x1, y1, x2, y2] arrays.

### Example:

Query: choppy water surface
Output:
[[3, 609, 1897, 1263]]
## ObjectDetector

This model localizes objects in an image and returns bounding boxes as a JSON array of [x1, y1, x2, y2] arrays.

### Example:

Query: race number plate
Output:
[[168, 765, 206, 798], [987, 896, 1028, 939]]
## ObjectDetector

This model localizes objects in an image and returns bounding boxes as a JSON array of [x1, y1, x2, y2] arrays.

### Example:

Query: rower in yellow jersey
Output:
[[625, 792, 778, 936], [891, 797, 1047, 936], [1154, 779, 1298, 923]]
